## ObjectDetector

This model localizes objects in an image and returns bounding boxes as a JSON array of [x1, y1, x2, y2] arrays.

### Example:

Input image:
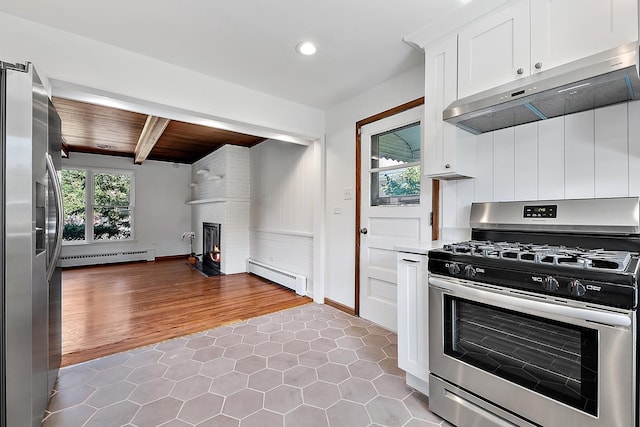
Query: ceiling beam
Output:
[[134, 115, 171, 164]]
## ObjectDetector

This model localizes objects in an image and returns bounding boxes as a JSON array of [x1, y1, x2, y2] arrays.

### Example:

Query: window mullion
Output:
[[370, 161, 421, 174], [86, 169, 94, 243]]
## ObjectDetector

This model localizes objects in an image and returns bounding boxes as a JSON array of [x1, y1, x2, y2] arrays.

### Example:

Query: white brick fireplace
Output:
[[188, 145, 250, 274]]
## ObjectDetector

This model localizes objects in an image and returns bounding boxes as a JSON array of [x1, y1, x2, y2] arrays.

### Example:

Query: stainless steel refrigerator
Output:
[[0, 61, 63, 427]]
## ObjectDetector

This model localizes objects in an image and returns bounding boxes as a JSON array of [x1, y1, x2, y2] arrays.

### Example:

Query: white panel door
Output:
[[360, 106, 429, 332]]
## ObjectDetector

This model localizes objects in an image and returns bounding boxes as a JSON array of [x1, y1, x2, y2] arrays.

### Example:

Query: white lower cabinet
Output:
[[396, 251, 429, 395]]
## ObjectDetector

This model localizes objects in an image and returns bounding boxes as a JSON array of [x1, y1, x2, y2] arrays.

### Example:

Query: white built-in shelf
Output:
[[185, 197, 250, 205]]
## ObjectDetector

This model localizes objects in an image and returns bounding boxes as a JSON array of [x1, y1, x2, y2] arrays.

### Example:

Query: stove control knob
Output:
[[464, 265, 477, 278], [568, 280, 586, 297], [542, 276, 559, 292], [447, 262, 461, 275]]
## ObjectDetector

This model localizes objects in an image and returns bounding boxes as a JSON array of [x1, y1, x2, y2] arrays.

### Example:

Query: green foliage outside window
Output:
[[93, 173, 131, 240], [61, 169, 132, 241], [382, 166, 420, 196], [61, 169, 86, 241]]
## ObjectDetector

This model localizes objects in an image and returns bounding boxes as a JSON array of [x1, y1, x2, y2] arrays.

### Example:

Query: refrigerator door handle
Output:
[[46, 152, 63, 282]]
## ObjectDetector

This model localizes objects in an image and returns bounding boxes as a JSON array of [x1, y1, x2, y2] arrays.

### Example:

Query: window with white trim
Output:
[[61, 168, 135, 243]]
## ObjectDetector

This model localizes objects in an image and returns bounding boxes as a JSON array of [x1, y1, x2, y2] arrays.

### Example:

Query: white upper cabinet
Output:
[[458, 0, 530, 99], [424, 35, 476, 178], [458, 0, 637, 99], [531, 0, 637, 74]]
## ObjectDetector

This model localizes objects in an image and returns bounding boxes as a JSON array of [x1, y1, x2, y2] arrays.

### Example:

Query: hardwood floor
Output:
[[61, 258, 311, 367]]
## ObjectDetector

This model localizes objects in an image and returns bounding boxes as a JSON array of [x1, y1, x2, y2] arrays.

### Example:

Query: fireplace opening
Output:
[[202, 222, 221, 276]]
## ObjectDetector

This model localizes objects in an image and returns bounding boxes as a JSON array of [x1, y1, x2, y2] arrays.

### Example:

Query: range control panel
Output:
[[524, 205, 557, 218]]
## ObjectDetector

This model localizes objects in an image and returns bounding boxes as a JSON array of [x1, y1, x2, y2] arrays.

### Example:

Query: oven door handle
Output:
[[429, 276, 632, 328]]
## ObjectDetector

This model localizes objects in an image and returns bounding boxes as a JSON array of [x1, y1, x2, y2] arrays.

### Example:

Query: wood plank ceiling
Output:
[[52, 97, 266, 164]]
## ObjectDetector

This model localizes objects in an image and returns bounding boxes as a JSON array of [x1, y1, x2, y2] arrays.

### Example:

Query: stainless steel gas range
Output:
[[427, 197, 639, 427]]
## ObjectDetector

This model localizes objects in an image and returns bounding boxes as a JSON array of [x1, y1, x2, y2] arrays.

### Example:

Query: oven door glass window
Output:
[[444, 296, 598, 415]]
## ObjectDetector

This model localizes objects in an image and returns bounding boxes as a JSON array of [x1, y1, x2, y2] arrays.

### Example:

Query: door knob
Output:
[[360, 228, 368, 234]]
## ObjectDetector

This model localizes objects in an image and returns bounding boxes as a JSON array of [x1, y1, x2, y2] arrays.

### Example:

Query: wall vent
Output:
[[246, 259, 307, 296], [60, 249, 155, 267]]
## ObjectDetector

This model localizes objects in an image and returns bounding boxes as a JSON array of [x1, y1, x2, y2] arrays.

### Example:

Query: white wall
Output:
[[250, 139, 314, 294], [61, 153, 192, 258], [0, 12, 324, 143], [441, 101, 640, 235], [324, 65, 426, 308]]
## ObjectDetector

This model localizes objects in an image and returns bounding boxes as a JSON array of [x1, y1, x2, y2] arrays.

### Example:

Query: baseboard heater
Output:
[[246, 259, 307, 296], [60, 249, 155, 267]]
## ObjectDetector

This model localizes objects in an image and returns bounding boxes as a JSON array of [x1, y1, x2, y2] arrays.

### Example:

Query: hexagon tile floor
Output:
[[43, 303, 453, 427]]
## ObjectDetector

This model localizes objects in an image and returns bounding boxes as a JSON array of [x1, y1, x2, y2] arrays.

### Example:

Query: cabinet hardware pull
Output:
[[445, 163, 451, 169], [516, 68, 524, 75], [534, 62, 542, 69]]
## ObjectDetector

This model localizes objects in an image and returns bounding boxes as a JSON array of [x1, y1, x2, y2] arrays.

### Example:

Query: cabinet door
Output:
[[458, 0, 530, 98], [424, 36, 476, 179], [424, 36, 458, 177], [531, 0, 637, 74], [397, 252, 428, 383]]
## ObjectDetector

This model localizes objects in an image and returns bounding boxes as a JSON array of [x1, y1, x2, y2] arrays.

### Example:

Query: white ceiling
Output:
[[0, 0, 471, 109]]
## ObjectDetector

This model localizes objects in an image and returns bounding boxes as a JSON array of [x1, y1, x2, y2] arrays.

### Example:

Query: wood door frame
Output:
[[354, 97, 440, 316]]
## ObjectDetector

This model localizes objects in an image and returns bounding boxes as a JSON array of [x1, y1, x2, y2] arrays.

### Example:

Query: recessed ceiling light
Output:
[[295, 41, 317, 56], [96, 144, 113, 149]]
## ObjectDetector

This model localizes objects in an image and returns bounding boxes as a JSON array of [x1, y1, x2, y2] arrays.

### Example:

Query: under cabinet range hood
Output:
[[443, 42, 640, 134]]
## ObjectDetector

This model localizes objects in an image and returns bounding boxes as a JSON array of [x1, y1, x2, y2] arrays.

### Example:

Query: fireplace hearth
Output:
[[200, 222, 221, 276]]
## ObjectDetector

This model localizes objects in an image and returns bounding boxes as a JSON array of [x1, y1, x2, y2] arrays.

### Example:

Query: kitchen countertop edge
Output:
[[394, 240, 448, 255]]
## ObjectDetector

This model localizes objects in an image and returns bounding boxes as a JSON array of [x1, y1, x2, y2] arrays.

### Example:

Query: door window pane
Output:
[[370, 122, 421, 206], [371, 166, 421, 205]]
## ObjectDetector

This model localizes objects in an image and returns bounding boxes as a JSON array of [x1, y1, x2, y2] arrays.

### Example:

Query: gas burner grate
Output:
[[443, 241, 633, 271]]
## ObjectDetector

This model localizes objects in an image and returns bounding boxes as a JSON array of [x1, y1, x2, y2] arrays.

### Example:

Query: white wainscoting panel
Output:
[[456, 179, 475, 228], [440, 100, 640, 234], [441, 180, 458, 228], [493, 128, 515, 201], [565, 110, 595, 199], [595, 103, 628, 198], [514, 122, 538, 200], [629, 102, 640, 197], [474, 133, 494, 202], [250, 139, 315, 296], [250, 229, 313, 295], [251, 140, 314, 232], [538, 116, 565, 200]]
